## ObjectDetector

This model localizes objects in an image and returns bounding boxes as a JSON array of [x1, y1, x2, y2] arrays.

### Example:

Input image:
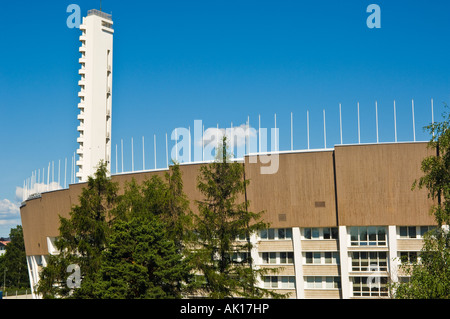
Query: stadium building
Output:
[[20, 9, 438, 299]]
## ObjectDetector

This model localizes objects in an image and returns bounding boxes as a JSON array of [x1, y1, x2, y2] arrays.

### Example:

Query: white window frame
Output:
[[261, 252, 294, 265], [351, 276, 389, 297], [398, 226, 437, 239], [259, 228, 293, 241], [304, 276, 341, 289], [302, 227, 339, 240], [351, 251, 388, 272], [263, 276, 296, 289], [349, 226, 387, 247], [304, 251, 340, 265]]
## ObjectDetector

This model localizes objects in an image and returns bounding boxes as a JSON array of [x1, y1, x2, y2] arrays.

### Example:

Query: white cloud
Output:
[[0, 198, 22, 238], [0, 198, 20, 219]]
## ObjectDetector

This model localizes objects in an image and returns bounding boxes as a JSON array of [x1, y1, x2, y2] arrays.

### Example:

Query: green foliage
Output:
[[38, 161, 118, 298], [0, 226, 30, 290], [394, 229, 450, 299], [92, 215, 192, 299], [91, 165, 195, 299], [193, 137, 283, 299], [394, 105, 450, 299], [37, 161, 194, 299]]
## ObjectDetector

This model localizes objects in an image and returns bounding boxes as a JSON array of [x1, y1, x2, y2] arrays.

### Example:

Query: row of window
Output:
[[304, 252, 340, 265], [350, 226, 387, 246], [303, 227, 339, 240], [259, 227, 340, 240], [263, 276, 296, 289], [305, 276, 341, 289], [351, 252, 388, 272], [399, 226, 436, 239], [261, 252, 294, 264], [399, 251, 418, 264], [259, 250, 421, 269], [260, 228, 292, 240], [264, 276, 393, 296], [259, 226, 437, 243], [351, 276, 389, 297]]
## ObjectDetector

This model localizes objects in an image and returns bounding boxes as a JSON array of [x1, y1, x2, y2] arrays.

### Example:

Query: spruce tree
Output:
[[193, 137, 283, 299], [37, 161, 118, 298], [91, 164, 194, 298]]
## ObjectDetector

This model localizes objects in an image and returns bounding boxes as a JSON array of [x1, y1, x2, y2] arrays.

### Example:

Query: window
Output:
[[352, 276, 388, 297], [313, 252, 321, 264], [280, 252, 294, 264], [303, 227, 339, 240], [420, 226, 436, 237], [399, 226, 437, 239], [304, 228, 311, 239], [280, 276, 296, 289], [350, 227, 387, 246], [351, 251, 388, 272], [305, 276, 341, 289], [260, 228, 292, 240], [400, 251, 418, 264], [260, 229, 268, 239], [264, 276, 295, 289], [271, 276, 278, 288], [399, 226, 417, 238], [305, 252, 312, 264], [325, 252, 340, 264], [323, 227, 339, 239], [270, 252, 277, 264], [312, 228, 320, 239], [262, 252, 294, 264], [304, 252, 340, 265], [235, 233, 249, 241]]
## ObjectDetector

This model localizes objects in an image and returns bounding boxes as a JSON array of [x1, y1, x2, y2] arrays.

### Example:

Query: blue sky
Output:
[[0, 0, 449, 237]]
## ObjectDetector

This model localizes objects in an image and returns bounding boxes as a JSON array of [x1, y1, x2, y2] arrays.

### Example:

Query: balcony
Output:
[[79, 35, 87, 42], [79, 46, 86, 53], [78, 79, 86, 86], [78, 103, 85, 110], [78, 68, 86, 75], [79, 58, 86, 65], [77, 136, 84, 143], [78, 91, 85, 98], [76, 147, 84, 155], [77, 113, 84, 120]]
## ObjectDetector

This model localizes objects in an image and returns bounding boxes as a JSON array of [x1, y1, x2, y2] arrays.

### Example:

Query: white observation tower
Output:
[[76, 9, 114, 182]]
